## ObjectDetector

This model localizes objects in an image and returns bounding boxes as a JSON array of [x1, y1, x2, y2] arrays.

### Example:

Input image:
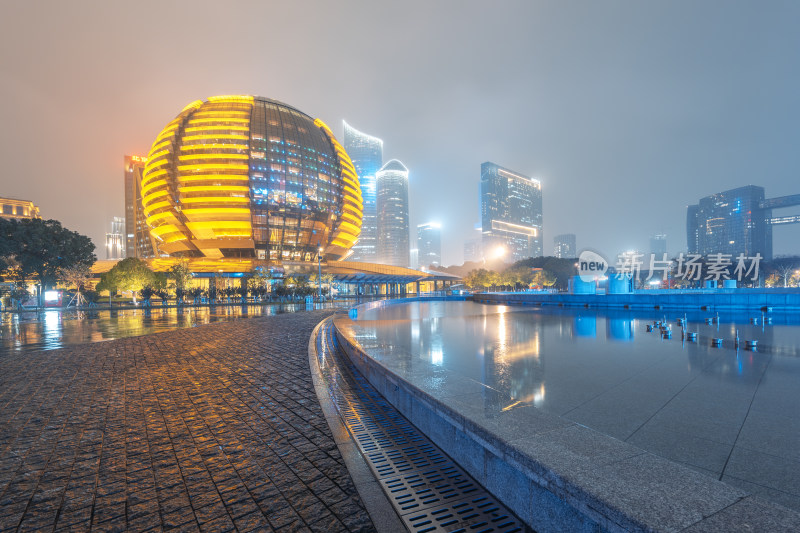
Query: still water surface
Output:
[[0, 303, 340, 353], [350, 300, 800, 510]]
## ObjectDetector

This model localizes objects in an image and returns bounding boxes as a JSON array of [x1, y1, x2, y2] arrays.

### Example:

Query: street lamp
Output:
[[317, 247, 323, 301]]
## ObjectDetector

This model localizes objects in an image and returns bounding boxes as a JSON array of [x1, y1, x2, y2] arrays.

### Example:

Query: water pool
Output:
[[345, 300, 800, 511]]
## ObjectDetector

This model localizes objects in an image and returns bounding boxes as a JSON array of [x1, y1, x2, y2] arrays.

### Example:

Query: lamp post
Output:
[[317, 247, 323, 301]]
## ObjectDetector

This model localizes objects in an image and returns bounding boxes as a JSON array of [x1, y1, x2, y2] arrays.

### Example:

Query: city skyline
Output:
[[2, 2, 800, 265]]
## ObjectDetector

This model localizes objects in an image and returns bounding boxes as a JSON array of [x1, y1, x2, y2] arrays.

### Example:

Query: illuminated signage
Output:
[[44, 290, 60, 302], [130, 155, 148, 163]]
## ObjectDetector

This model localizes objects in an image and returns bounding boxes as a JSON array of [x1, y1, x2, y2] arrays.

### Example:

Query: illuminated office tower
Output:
[[553, 233, 576, 258], [417, 222, 442, 268], [480, 162, 542, 262], [409, 248, 419, 270], [343, 121, 382, 262], [686, 185, 800, 260], [106, 216, 125, 259], [376, 160, 410, 267], [124, 155, 156, 259]]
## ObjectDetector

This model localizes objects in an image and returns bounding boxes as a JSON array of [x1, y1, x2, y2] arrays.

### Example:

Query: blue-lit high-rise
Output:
[[687, 186, 772, 259], [417, 222, 442, 268], [686, 185, 800, 260], [343, 121, 382, 262]]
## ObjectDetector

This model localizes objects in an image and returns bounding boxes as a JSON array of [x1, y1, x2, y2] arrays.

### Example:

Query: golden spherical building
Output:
[[141, 95, 362, 263]]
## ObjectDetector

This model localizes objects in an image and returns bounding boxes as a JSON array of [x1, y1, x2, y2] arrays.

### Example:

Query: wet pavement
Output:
[[0, 309, 374, 532], [0, 303, 342, 353]]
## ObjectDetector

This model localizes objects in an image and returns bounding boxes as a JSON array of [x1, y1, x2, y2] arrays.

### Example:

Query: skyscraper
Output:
[[649, 233, 667, 256], [409, 248, 419, 270], [124, 155, 156, 259], [553, 233, 577, 259], [686, 185, 800, 260], [480, 162, 542, 262], [376, 160, 410, 267], [417, 222, 442, 268], [463, 239, 482, 263], [343, 121, 383, 262], [106, 216, 125, 260]]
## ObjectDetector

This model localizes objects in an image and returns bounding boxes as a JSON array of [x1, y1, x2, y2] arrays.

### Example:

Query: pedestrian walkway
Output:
[[0, 310, 374, 532]]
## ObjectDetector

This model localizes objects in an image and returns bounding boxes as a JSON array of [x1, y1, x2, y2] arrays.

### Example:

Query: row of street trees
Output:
[[93, 257, 337, 306], [461, 257, 576, 292], [464, 267, 556, 291], [0, 218, 96, 308]]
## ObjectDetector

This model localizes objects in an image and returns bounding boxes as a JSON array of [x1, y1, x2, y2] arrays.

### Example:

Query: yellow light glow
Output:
[[180, 185, 249, 193], [207, 95, 255, 103], [181, 207, 251, 216], [180, 144, 249, 151], [192, 111, 250, 117], [146, 211, 179, 225], [142, 189, 169, 204], [178, 174, 250, 182], [177, 153, 249, 161], [180, 197, 249, 204], [177, 163, 249, 171], [185, 125, 249, 133], [143, 200, 171, 211], [141, 168, 168, 186], [188, 117, 250, 125], [141, 179, 168, 197], [182, 134, 248, 141], [181, 100, 204, 112], [184, 221, 251, 230]]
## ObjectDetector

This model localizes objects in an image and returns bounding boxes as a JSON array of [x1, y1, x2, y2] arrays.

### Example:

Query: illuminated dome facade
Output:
[[141, 95, 362, 262]]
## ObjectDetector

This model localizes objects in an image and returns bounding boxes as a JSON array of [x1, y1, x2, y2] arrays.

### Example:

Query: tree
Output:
[[0, 218, 15, 281], [168, 260, 193, 304], [0, 218, 96, 307], [59, 264, 92, 306], [531, 269, 556, 288], [322, 273, 335, 297], [97, 258, 161, 304]]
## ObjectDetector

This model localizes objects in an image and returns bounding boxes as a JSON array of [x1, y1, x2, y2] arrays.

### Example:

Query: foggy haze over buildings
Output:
[[1, 1, 799, 265]]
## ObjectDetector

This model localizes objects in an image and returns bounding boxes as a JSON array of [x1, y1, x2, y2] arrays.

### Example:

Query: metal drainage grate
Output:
[[315, 320, 528, 533]]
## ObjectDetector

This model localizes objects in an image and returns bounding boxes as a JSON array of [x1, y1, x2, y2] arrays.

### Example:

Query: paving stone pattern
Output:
[[0, 310, 375, 532]]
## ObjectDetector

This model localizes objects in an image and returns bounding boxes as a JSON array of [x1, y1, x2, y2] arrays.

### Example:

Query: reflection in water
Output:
[[607, 318, 634, 341], [349, 300, 800, 512], [574, 315, 597, 337], [351, 301, 800, 415], [0, 303, 338, 353]]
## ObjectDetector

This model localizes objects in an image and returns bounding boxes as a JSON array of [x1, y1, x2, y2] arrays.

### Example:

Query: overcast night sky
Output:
[[2, 0, 799, 265]]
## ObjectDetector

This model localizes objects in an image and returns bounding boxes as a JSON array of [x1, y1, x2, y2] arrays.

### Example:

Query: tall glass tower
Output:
[[480, 162, 542, 262], [376, 160, 410, 267], [553, 233, 576, 259], [343, 121, 383, 262], [417, 222, 442, 268], [124, 155, 156, 259], [686, 186, 771, 259]]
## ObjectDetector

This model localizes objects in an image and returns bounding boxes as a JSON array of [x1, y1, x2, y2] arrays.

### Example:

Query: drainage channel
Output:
[[312, 317, 529, 533]]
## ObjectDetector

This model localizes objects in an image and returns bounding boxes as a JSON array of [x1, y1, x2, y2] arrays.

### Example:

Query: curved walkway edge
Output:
[[307, 317, 405, 533]]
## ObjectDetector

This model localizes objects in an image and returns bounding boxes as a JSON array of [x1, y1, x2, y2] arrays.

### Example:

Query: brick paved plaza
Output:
[[0, 310, 375, 532]]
